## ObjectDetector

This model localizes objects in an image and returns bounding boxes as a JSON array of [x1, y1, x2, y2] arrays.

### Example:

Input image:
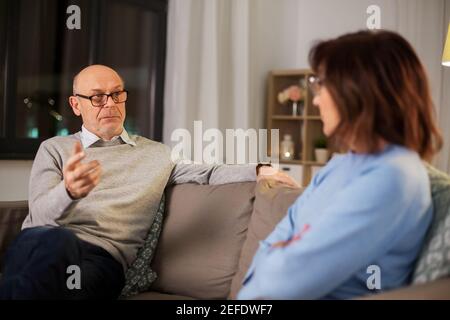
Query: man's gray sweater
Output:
[[22, 132, 256, 270]]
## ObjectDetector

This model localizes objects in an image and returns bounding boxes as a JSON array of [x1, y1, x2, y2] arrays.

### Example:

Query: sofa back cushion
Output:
[[412, 164, 450, 284], [229, 180, 303, 299], [150, 182, 255, 299]]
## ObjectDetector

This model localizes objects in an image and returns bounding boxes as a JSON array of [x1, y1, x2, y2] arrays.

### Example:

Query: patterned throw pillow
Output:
[[119, 194, 165, 298], [412, 164, 450, 284]]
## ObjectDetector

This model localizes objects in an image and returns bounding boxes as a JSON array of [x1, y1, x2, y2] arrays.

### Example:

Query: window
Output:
[[0, 0, 167, 159]]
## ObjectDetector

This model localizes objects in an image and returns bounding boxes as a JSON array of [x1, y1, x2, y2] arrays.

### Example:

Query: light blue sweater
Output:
[[237, 144, 433, 299]]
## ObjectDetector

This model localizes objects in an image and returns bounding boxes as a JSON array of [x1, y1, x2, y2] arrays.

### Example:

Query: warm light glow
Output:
[[284, 152, 291, 157], [443, 23, 450, 67]]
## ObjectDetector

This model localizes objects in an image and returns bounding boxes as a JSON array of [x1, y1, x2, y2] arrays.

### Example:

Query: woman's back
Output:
[[238, 144, 432, 299], [308, 144, 432, 298]]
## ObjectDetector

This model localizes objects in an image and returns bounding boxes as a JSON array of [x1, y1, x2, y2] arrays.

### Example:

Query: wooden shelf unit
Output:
[[266, 69, 330, 186]]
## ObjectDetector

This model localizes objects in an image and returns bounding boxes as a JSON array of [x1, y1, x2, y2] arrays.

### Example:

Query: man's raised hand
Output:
[[63, 141, 102, 199]]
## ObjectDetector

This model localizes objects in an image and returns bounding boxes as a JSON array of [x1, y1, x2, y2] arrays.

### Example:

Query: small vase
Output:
[[291, 101, 304, 116], [292, 101, 298, 116], [281, 134, 294, 161]]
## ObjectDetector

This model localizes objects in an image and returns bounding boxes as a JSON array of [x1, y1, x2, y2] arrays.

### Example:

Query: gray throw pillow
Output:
[[412, 164, 450, 284], [119, 194, 165, 298]]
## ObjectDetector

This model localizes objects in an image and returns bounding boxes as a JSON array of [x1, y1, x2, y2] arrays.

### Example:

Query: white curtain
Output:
[[163, 0, 257, 146], [392, 0, 450, 172], [164, 0, 450, 172]]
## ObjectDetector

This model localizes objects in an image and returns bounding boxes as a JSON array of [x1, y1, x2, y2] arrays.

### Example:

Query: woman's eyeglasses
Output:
[[307, 75, 325, 96]]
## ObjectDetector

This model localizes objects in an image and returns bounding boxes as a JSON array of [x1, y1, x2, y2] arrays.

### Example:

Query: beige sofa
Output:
[[1, 179, 449, 300]]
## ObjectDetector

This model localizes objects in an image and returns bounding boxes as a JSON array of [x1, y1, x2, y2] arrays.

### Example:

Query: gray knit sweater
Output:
[[22, 132, 256, 270]]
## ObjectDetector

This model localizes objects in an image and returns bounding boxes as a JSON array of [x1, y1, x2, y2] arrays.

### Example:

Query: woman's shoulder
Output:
[[367, 144, 430, 196], [314, 144, 429, 192], [375, 144, 425, 175]]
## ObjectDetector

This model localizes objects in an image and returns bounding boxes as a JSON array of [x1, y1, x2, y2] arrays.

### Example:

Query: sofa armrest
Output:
[[359, 278, 450, 300], [0, 201, 29, 270]]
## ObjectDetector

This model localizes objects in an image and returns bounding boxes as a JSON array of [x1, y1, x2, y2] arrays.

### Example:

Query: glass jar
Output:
[[280, 134, 294, 161]]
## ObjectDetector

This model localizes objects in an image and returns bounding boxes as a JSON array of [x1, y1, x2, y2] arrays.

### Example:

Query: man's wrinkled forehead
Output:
[[73, 65, 124, 94]]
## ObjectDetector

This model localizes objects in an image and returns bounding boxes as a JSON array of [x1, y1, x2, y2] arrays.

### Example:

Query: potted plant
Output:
[[314, 137, 329, 163]]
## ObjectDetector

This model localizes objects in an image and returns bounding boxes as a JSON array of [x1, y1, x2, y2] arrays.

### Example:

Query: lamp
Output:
[[443, 22, 450, 67]]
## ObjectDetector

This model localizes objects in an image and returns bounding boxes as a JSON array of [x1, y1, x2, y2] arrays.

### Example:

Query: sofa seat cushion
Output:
[[360, 277, 450, 300], [0, 201, 29, 271], [150, 182, 255, 299]]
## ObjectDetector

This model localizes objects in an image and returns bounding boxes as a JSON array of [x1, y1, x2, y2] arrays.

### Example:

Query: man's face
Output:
[[69, 66, 126, 140]]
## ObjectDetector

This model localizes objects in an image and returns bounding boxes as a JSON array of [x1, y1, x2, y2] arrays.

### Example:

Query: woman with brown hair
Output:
[[238, 30, 443, 299]]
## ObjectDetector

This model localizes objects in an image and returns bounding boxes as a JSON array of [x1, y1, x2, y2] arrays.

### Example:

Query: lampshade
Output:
[[443, 23, 450, 67]]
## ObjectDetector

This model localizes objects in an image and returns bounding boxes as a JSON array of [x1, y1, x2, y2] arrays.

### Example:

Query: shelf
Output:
[[267, 68, 328, 187], [272, 115, 321, 121], [302, 161, 326, 166], [279, 159, 302, 165], [278, 160, 326, 166], [272, 116, 304, 120], [270, 69, 313, 77]]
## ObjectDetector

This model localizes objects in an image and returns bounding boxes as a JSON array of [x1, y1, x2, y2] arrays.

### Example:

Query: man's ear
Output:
[[69, 96, 82, 116]]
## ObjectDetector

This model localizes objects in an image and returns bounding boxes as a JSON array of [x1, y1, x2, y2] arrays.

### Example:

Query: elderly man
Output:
[[0, 65, 293, 300]]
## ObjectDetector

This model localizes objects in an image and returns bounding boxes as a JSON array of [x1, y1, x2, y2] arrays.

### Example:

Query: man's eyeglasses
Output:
[[75, 90, 128, 107], [307, 75, 325, 96]]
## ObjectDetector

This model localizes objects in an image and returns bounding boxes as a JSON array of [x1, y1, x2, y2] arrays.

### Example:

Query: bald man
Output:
[[0, 65, 292, 300]]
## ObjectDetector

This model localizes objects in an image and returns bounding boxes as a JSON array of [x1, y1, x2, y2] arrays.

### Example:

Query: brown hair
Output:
[[308, 30, 442, 161]]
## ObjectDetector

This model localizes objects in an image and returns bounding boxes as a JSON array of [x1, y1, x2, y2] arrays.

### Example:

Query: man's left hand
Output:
[[256, 166, 300, 188]]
